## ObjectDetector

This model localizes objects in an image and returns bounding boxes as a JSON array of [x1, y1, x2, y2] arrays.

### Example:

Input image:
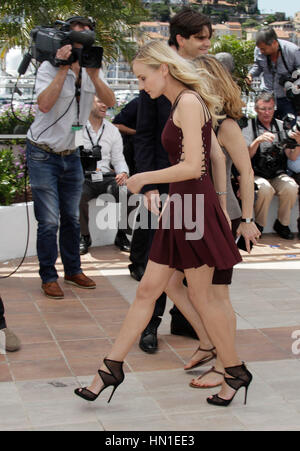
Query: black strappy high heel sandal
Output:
[[206, 362, 252, 407], [184, 346, 216, 370], [74, 358, 124, 403]]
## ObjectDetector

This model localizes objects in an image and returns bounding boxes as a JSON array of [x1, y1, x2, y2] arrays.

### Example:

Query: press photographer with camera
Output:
[[79, 96, 131, 255], [242, 92, 300, 239], [26, 16, 115, 299], [245, 27, 300, 121]]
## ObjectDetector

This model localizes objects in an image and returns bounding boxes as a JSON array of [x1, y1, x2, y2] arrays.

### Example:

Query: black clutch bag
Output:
[[236, 235, 253, 252]]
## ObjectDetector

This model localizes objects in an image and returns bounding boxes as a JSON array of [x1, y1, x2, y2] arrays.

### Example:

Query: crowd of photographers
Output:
[[1, 12, 300, 355]]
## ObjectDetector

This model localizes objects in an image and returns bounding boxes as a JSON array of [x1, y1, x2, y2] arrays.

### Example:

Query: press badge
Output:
[[91, 170, 103, 182]]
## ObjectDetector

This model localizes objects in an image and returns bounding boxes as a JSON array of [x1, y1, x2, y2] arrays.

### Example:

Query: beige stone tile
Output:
[[167, 411, 247, 431], [16, 378, 78, 403], [103, 414, 175, 431], [0, 404, 32, 430], [24, 398, 99, 427]]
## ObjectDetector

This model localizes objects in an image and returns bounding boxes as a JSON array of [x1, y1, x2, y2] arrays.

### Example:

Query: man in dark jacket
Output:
[[135, 7, 212, 353]]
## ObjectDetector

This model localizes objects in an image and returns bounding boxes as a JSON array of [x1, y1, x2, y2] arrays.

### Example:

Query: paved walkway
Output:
[[0, 235, 300, 431]]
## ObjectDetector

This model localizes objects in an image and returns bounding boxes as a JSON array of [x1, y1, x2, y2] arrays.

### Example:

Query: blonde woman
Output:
[[75, 41, 252, 407], [164, 55, 260, 400]]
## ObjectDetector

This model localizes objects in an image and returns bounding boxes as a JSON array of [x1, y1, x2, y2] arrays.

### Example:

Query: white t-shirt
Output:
[[27, 61, 108, 152], [83, 118, 129, 175]]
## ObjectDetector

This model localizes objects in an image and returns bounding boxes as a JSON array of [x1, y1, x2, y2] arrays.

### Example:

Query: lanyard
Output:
[[85, 123, 105, 147], [73, 67, 82, 129]]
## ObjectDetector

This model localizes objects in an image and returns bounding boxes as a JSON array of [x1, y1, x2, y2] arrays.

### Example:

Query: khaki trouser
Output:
[[254, 173, 298, 227]]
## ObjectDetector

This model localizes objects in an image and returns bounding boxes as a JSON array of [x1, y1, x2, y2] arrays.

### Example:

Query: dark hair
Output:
[[256, 27, 277, 46], [168, 7, 212, 49], [255, 92, 275, 105]]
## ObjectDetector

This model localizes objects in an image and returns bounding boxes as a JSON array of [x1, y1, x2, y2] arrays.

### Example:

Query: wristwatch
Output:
[[241, 218, 254, 223]]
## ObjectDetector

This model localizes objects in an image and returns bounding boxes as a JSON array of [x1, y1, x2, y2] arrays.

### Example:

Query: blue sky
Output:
[[258, 0, 299, 18]]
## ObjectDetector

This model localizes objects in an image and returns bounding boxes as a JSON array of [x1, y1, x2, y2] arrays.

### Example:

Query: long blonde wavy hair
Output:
[[194, 55, 245, 120], [133, 40, 223, 127]]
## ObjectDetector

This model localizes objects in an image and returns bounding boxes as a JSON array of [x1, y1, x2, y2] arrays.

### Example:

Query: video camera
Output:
[[279, 69, 300, 111], [18, 18, 103, 75]]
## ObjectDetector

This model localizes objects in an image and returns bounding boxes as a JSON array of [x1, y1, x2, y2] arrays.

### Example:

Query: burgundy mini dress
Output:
[[149, 92, 242, 271]]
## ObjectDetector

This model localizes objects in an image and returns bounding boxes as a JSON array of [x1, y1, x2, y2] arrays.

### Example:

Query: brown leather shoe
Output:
[[42, 281, 64, 299], [64, 272, 96, 289]]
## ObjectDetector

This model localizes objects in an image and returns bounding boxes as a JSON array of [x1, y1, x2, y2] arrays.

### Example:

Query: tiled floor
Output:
[[0, 235, 300, 430]]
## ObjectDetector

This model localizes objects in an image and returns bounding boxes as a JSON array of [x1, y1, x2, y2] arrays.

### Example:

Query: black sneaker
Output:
[[273, 219, 294, 240], [80, 234, 92, 255]]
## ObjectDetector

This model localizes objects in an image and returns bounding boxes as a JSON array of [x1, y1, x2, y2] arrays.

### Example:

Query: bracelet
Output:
[[216, 191, 227, 195]]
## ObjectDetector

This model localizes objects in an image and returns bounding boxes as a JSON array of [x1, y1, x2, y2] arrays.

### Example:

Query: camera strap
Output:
[[251, 117, 283, 169], [267, 42, 294, 80], [252, 117, 282, 145], [72, 67, 82, 130], [85, 123, 105, 147]]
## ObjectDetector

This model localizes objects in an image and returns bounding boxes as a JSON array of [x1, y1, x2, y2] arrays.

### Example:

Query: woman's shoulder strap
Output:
[[172, 89, 211, 122]]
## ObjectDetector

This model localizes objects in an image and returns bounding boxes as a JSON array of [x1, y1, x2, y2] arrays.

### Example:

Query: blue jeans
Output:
[[26, 141, 84, 283]]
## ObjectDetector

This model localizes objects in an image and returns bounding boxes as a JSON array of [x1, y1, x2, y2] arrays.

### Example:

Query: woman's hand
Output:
[[236, 222, 261, 253], [126, 173, 144, 194]]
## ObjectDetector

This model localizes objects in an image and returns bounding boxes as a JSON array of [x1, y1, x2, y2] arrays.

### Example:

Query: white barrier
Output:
[[0, 197, 298, 262], [0, 199, 118, 262]]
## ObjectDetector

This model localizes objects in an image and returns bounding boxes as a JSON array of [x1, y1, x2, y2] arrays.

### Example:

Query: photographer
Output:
[[0, 296, 21, 352], [246, 27, 300, 120], [26, 17, 115, 299], [242, 92, 300, 239], [79, 96, 130, 255]]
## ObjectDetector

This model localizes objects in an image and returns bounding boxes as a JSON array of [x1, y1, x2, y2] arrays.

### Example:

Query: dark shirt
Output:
[[134, 90, 171, 193], [113, 96, 139, 130], [113, 96, 139, 176]]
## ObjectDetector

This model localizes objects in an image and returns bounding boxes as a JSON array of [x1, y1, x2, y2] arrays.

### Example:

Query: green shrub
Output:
[[0, 104, 36, 134], [0, 147, 28, 206]]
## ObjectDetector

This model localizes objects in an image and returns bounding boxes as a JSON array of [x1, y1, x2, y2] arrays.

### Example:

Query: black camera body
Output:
[[18, 20, 103, 75], [80, 146, 102, 174], [254, 142, 286, 179], [279, 69, 300, 110], [280, 114, 300, 149]]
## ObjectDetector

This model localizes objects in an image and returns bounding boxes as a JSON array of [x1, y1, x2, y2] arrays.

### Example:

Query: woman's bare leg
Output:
[[85, 260, 175, 395], [184, 265, 241, 400], [165, 271, 215, 369], [190, 284, 237, 388]]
